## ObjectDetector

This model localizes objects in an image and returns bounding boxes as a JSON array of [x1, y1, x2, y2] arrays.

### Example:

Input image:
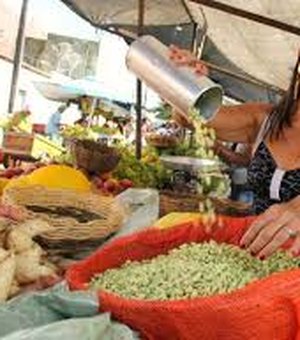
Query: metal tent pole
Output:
[[135, 0, 145, 160], [8, 0, 30, 113]]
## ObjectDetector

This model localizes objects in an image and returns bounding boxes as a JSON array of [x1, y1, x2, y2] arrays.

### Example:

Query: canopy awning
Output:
[[59, 0, 300, 103]]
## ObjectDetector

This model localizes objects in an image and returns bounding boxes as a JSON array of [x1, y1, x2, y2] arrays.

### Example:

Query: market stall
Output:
[[1, 1, 300, 340], [0, 111, 65, 168]]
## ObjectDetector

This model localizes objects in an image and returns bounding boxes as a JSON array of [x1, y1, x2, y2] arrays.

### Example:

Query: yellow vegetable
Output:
[[6, 165, 91, 192], [154, 212, 201, 229], [0, 178, 9, 195], [5, 177, 29, 190]]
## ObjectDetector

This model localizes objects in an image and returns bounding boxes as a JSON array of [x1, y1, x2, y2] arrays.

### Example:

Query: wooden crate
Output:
[[2, 132, 34, 156]]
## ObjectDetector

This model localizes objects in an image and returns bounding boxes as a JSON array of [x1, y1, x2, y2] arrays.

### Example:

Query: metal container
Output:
[[126, 35, 223, 121], [160, 155, 227, 173]]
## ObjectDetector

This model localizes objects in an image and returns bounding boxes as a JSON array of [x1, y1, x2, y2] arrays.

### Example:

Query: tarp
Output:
[[187, 1, 300, 90], [59, 0, 300, 103], [0, 283, 139, 340]]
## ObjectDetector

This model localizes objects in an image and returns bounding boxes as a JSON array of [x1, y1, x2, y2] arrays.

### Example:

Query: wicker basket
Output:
[[3, 185, 125, 250], [159, 190, 251, 217], [71, 139, 120, 175]]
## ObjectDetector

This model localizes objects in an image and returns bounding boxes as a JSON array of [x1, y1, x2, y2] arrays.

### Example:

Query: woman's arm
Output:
[[213, 141, 252, 166], [208, 102, 273, 144]]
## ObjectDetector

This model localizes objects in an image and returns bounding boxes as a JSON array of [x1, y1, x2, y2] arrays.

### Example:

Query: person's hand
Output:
[[212, 140, 223, 156], [171, 109, 194, 130], [240, 197, 300, 259], [169, 45, 209, 76]]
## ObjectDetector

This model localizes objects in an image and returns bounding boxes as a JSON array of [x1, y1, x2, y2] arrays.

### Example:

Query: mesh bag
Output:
[[66, 217, 300, 340]]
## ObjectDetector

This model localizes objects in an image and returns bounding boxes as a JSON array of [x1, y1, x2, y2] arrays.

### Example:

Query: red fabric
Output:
[[66, 216, 300, 340]]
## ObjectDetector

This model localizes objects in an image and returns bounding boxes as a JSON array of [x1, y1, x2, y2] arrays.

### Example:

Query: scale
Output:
[[160, 155, 228, 192]]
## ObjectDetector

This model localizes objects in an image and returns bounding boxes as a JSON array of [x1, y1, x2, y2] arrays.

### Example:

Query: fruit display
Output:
[[160, 140, 200, 158], [60, 125, 94, 140], [0, 162, 45, 180], [92, 175, 133, 196], [90, 240, 300, 300], [91, 125, 119, 136], [113, 147, 171, 189], [0, 167, 24, 179], [61, 124, 118, 141]]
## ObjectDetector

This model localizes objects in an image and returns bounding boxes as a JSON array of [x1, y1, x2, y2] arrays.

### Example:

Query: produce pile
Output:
[[158, 110, 230, 200], [191, 114, 217, 160], [189, 111, 230, 196], [0, 211, 59, 302], [90, 241, 300, 300], [61, 124, 118, 141], [0, 162, 45, 179], [113, 147, 171, 189], [92, 175, 133, 196]]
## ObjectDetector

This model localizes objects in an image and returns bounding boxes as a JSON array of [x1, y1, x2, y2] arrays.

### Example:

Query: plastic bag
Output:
[[115, 188, 159, 237], [67, 216, 300, 340], [0, 283, 139, 340], [1, 314, 137, 340]]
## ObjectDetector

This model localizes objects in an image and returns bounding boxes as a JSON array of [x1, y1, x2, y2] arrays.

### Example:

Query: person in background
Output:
[[214, 141, 253, 203], [7, 109, 31, 131], [46, 105, 66, 140]]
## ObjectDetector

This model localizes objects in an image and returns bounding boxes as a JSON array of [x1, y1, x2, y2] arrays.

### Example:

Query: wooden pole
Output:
[[8, 0, 29, 113], [135, 0, 144, 160]]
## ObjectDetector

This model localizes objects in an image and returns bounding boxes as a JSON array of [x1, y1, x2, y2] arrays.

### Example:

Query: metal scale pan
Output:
[[160, 155, 227, 173]]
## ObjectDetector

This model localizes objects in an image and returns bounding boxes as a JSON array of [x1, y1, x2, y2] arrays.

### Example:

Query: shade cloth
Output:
[[59, 0, 300, 103]]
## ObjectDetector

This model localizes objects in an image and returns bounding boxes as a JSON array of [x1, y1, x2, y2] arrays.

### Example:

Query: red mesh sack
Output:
[[66, 216, 300, 340]]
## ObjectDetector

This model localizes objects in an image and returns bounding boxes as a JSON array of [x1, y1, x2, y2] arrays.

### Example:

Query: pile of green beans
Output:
[[190, 109, 230, 197], [90, 241, 300, 300]]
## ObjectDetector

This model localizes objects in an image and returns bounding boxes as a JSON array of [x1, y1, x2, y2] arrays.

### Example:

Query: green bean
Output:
[[90, 241, 300, 300]]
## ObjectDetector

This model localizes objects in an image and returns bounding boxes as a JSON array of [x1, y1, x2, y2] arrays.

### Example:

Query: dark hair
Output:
[[265, 53, 300, 140]]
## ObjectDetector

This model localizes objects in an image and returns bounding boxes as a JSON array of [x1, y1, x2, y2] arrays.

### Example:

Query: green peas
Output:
[[90, 241, 300, 301]]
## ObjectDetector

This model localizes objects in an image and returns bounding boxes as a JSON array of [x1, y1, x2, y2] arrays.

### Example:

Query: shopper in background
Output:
[[214, 141, 253, 203], [7, 109, 31, 131], [46, 105, 66, 140]]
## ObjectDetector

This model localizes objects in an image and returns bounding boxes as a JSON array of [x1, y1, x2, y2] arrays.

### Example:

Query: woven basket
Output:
[[71, 139, 120, 175], [3, 185, 125, 249], [159, 190, 251, 217]]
